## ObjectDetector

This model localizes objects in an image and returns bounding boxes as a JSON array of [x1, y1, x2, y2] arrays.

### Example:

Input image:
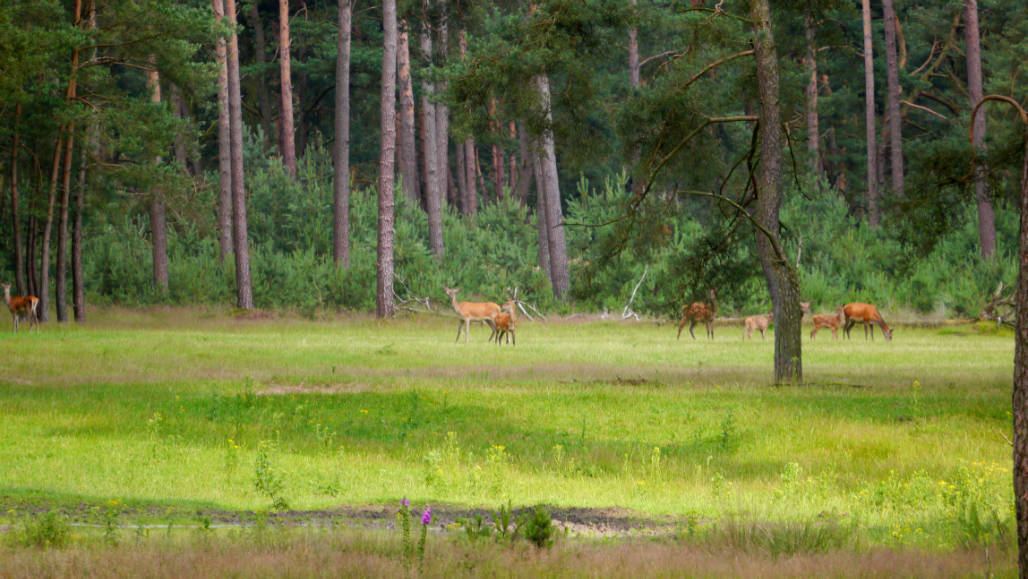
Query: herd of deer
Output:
[[676, 290, 893, 342], [0, 282, 892, 344]]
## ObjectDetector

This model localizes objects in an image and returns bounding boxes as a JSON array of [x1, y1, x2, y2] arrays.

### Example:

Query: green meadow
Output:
[[0, 309, 1017, 575]]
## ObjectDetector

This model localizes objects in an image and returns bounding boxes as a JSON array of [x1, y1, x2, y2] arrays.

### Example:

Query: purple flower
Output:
[[401, 497, 410, 508], [421, 506, 432, 526]]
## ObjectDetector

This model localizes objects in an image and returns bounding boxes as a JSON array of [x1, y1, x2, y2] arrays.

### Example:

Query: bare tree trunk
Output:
[[861, 0, 879, 226], [457, 30, 477, 216], [397, 21, 420, 204], [226, 0, 254, 309], [214, 0, 233, 261], [56, 12, 82, 323], [10, 104, 26, 296], [514, 122, 533, 205], [377, 0, 398, 318], [39, 136, 63, 323], [535, 75, 569, 300], [804, 8, 822, 179], [419, 3, 444, 258], [246, 1, 274, 144], [532, 150, 551, 279], [1009, 104, 1028, 579], [965, 0, 995, 258], [434, 0, 451, 208], [334, 0, 352, 268], [628, 0, 640, 89], [73, 125, 91, 323], [490, 99, 505, 201], [882, 0, 903, 197], [146, 64, 169, 296], [279, 0, 297, 177], [751, 0, 802, 384]]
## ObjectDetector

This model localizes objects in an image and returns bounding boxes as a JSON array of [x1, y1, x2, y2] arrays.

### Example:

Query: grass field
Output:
[[0, 307, 1017, 576]]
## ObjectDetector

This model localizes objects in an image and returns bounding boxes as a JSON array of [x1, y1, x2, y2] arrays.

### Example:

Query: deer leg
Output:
[[689, 320, 697, 339], [677, 318, 688, 339]]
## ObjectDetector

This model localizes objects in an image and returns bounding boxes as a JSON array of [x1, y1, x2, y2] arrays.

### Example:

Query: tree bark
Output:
[[751, 0, 802, 384], [965, 0, 995, 258], [1010, 105, 1028, 579], [146, 64, 169, 296], [334, 0, 352, 268], [419, 3, 444, 258], [535, 75, 569, 300], [214, 0, 233, 261], [532, 149, 551, 279], [397, 21, 420, 204], [226, 0, 254, 309], [804, 8, 822, 179], [434, 0, 451, 209], [457, 30, 477, 216], [882, 0, 904, 197], [39, 136, 63, 323], [278, 0, 297, 177], [245, 1, 274, 145], [73, 124, 91, 323], [490, 98, 505, 202], [514, 122, 533, 205], [628, 0, 640, 89], [10, 104, 26, 296], [377, 0, 398, 318], [861, 0, 879, 226]]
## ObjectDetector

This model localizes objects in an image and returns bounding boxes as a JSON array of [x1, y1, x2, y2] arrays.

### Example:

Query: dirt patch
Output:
[[256, 382, 371, 395]]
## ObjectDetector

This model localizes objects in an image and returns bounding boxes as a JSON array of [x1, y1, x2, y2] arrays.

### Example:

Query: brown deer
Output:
[[843, 302, 893, 341], [445, 287, 500, 343], [1, 283, 39, 332], [743, 313, 773, 340], [810, 306, 844, 340], [677, 289, 718, 340], [492, 300, 517, 345]]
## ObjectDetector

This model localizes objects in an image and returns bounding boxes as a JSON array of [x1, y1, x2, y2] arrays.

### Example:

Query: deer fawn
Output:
[[810, 306, 844, 340], [1, 283, 40, 332], [743, 313, 773, 340], [843, 303, 893, 341], [492, 300, 518, 346], [677, 289, 718, 340], [445, 287, 500, 343]]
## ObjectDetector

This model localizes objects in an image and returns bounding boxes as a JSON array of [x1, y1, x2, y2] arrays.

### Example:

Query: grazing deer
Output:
[[1, 283, 40, 332], [810, 306, 844, 340], [492, 300, 517, 346], [445, 287, 500, 343], [743, 313, 773, 340], [677, 289, 718, 340], [843, 302, 893, 341]]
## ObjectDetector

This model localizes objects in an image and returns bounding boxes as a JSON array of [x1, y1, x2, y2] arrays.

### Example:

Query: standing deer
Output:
[[743, 312, 773, 340], [445, 287, 500, 343], [677, 289, 718, 340], [810, 306, 844, 340], [843, 302, 893, 341], [1, 283, 40, 332], [492, 299, 517, 345]]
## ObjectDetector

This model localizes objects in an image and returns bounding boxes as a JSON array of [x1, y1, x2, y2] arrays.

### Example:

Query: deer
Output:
[[492, 299, 518, 346], [843, 302, 893, 341], [743, 312, 773, 340], [677, 289, 718, 340], [1, 282, 40, 332], [810, 306, 844, 340], [445, 287, 500, 343]]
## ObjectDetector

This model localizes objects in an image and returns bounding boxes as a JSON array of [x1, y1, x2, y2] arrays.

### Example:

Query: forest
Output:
[[0, 0, 1024, 324]]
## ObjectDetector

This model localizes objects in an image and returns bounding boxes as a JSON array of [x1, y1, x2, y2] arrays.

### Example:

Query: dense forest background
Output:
[[0, 0, 1025, 321]]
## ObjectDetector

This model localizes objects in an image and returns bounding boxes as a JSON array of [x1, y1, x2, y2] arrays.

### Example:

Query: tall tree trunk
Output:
[[861, 0, 879, 226], [535, 75, 569, 300], [10, 104, 26, 296], [146, 64, 169, 296], [56, 12, 83, 323], [246, 2, 274, 145], [435, 0, 451, 208], [490, 98, 505, 202], [278, 0, 297, 177], [419, 3, 444, 258], [397, 21, 420, 204], [751, 0, 803, 384], [226, 0, 254, 309], [214, 0, 233, 262], [804, 7, 822, 179], [73, 124, 92, 323], [965, 0, 995, 258], [514, 122, 533, 205], [457, 30, 477, 216], [377, 0, 398, 318], [1008, 100, 1028, 579], [333, 0, 352, 268], [39, 136, 63, 323], [532, 150, 551, 279], [628, 0, 640, 89], [882, 0, 903, 197]]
